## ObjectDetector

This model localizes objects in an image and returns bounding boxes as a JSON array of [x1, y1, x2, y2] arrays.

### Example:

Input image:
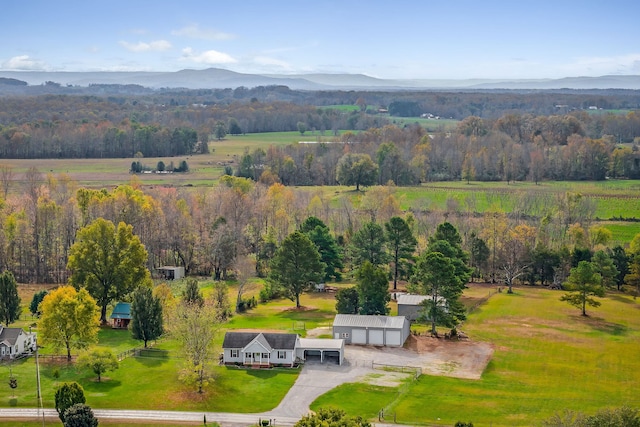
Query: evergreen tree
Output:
[[335, 287, 359, 314], [350, 222, 389, 267], [0, 270, 21, 325], [63, 403, 98, 427], [385, 216, 417, 290], [131, 286, 164, 347], [55, 382, 86, 423], [301, 216, 343, 281], [560, 261, 604, 316], [357, 261, 390, 315], [182, 278, 204, 307], [30, 290, 48, 317], [268, 231, 325, 308]]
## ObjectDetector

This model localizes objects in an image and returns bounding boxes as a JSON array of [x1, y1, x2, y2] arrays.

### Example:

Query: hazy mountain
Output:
[[0, 68, 639, 90]]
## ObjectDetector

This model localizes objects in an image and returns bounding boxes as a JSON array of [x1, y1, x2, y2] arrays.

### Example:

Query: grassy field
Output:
[[310, 286, 640, 426]]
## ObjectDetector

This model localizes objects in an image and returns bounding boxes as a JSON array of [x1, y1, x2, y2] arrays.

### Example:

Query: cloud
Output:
[[119, 40, 172, 52], [181, 47, 236, 64], [172, 24, 234, 41], [1, 55, 47, 71], [253, 56, 292, 71]]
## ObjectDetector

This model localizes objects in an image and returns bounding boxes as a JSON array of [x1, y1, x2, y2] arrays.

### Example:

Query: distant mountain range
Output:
[[1, 68, 640, 90]]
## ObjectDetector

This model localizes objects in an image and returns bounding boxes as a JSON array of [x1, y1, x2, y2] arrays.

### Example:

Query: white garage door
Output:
[[369, 329, 384, 345], [386, 330, 402, 346], [352, 329, 367, 344]]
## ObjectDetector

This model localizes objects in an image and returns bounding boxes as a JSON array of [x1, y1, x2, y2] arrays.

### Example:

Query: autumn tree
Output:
[[0, 270, 20, 325], [172, 301, 221, 393], [268, 231, 324, 308], [77, 349, 119, 382], [385, 216, 417, 290], [67, 218, 151, 324], [356, 261, 390, 315], [38, 286, 100, 360], [560, 261, 604, 316], [131, 286, 164, 347]]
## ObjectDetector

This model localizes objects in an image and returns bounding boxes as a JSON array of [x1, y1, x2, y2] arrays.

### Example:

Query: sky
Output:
[[2, 0, 640, 80]]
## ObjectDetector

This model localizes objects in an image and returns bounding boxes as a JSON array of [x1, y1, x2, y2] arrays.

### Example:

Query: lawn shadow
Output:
[[243, 368, 279, 379], [82, 378, 122, 392], [8, 398, 17, 407], [134, 348, 170, 367], [608, 293, 637, 305], [583, 316, 628, 336]]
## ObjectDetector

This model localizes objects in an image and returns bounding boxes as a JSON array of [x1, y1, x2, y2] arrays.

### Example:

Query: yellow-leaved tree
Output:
[[39, 286, 100, 361]]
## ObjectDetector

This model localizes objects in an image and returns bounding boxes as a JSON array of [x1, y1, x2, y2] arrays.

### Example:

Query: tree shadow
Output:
[[8, 398, 17, 407], [608, 293, 637, 305], [243, 368, 278, 379], [583, 316, 628, 336], [82, 378, 122, 392]]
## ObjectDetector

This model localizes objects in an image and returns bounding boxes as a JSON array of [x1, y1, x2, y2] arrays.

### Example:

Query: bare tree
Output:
[[0, 165, 14, 198], [234, 255, 256, 313]]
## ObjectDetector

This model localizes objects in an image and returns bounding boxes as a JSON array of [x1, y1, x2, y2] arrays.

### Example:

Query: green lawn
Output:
[[309, 287, 640, 426]]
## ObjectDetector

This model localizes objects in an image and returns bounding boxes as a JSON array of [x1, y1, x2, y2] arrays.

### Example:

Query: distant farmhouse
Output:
[[0, 325, 36, 359]]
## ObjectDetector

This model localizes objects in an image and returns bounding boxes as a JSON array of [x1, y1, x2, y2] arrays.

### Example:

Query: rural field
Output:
[[3, 282, 640, 426]]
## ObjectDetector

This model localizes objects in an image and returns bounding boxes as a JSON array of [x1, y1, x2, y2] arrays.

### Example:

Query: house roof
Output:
[[333, 314, 407, 329], [110, 302, 132, 320], [0, 326, 25, 346], [298, 338, 344, 350], [397, 294, 430, 306], [222, 332, 298, 350]]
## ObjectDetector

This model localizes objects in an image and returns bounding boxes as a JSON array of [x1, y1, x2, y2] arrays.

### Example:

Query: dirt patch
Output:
[[360, 371, 411, 387]]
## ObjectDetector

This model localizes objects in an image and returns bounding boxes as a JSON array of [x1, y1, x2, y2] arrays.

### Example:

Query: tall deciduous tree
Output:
[[131, 286, 164, 348], [67, 218, 151, 324], [356, 261, 390, 315], [336, 153, 378, 191], [268, 231, 325, 308], [385, 216, 417, 290], [38, 286, 100, 360], [54, 382, 86, 423], [77, 349, 119, 382], [0, 270, 20, 325], [560, 261, 604, 316], [350, 222, 389, 267]]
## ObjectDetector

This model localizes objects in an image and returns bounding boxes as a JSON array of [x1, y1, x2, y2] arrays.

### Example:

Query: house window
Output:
[[341, 333, 349, 338], [230, 349, 239, 358], [277, 351, 286, 359], [262, 353, 269, 359]]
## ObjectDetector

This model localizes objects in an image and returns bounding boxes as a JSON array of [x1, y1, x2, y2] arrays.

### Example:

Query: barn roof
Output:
[[397, 294, 430, 306], [110, 302, 131, 320], [222, 332, 298, 350], [333, 314, 407, 329]]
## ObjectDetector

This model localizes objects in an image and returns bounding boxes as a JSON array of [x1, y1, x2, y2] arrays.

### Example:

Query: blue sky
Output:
[[2, 0, 639, 79]]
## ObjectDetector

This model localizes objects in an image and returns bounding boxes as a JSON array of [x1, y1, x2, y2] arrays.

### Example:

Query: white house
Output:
[[222, 331, 345, 366], [0, 325, 36, 359], [332, 314, 410, 347]]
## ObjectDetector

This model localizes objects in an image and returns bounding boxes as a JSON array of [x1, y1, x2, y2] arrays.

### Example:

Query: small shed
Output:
[[397, 294, 429, 321], [332, 314, 410, 347], [158, 266, 185, 280], [110, 302, 132, 329]]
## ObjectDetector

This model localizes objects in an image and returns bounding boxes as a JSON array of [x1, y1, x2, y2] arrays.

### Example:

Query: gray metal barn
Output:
[[332, 314, 410, 347]]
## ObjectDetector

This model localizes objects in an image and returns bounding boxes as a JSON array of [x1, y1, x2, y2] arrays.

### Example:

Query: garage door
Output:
[[386, 330, 402, 346], [352, 329, 367, 344], [369, 329, 384, 345]]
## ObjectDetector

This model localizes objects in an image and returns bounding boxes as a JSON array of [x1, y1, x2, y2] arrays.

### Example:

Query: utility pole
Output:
[[35, 334, 44, 427]]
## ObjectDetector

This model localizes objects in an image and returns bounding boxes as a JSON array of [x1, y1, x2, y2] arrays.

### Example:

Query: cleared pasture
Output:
[[311, 286, 640, 426]]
